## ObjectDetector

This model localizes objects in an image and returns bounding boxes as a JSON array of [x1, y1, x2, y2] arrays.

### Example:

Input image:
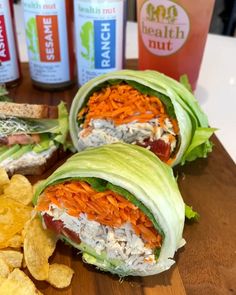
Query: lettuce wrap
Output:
[[69, 70, 215, 166], [34, 143, 185, 276]]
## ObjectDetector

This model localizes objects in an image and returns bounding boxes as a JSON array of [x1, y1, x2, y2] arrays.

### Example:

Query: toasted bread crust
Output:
[[0, 102, 58, 119]]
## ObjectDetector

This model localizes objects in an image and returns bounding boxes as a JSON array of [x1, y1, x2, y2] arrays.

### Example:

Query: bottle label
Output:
[[0, 0, 20, 83], [74, 0, 125, 85], [139, 0, 190, 56], [23, 0, 70, 84]]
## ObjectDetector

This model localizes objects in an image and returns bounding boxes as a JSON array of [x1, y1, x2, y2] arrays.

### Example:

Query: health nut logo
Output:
[[140, 0, 190, 56]]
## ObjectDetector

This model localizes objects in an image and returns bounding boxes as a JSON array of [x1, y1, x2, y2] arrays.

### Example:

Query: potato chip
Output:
[[0, 275, 6, 287], [0, 257, 10, 278], [0, 198, 32, 249], [22, 255, 27, 269], [3, 174, 33, 205], [24, 215, 57, 280], [0, 168, 10, 193], [6, 234, 23, 248], [47, 263, 74, 289], [0, 250, 23, 269], [0, 268, 42, 295]]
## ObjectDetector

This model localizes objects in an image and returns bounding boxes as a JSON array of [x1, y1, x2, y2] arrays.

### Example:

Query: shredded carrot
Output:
[[37, 181, 162, 249], [78, 83, 178, 133]]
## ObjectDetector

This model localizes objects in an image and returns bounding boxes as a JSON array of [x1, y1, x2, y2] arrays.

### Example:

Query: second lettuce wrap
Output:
[[69, 70, 214, 166], [34, 143, 185, 276]]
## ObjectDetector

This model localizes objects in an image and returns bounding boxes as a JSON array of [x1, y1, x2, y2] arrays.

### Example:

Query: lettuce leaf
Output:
[[185, 204, 200, 221], [179, 74, 193, 93], [0, 85, 11, 102], [181, 127, 216, 164], [53, 101, 69, 148]]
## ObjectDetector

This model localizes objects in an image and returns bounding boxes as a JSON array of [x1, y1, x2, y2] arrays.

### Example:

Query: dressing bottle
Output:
[[0, 0, 21, 87], [23, 0, 75, 90], [74, 0, 127, 86]]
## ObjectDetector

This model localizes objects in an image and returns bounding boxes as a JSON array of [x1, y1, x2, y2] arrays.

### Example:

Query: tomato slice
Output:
[[138, 139, 171, 162], [43, 213, 81, 244]]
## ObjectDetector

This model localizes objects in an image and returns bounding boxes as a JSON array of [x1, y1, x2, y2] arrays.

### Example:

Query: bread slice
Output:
[[0, 102, 58, 119], [6, 148, 69, 176], [11, 148, 59, 176]]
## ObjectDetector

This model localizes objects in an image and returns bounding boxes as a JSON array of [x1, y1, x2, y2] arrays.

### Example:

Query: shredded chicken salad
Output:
[[43, 205, 158, 273]]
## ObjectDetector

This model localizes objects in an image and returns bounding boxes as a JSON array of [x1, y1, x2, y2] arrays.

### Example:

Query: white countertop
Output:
[[14, 4, 236, 163]]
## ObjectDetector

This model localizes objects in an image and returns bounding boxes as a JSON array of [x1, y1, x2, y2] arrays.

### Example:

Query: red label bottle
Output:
[[0, 0, 21, 87]]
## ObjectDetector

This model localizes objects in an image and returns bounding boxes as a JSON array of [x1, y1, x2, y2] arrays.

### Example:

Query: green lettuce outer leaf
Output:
[[181, 127, 216, 164], [0, 85, 11, 102], [53, 101, 69, 148], [34, 143, 185, 276], [179, 74, 193, 93], [69, 70, 215, 166], [185, 204, 200, 221]]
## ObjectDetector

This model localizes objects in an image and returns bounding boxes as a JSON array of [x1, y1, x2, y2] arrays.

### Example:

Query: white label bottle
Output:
[[23, 0, 75, 90], [74, 0, 127, 86]]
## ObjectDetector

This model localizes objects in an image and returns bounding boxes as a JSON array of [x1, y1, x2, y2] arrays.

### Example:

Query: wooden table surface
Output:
[[9, 62, 236, 295]]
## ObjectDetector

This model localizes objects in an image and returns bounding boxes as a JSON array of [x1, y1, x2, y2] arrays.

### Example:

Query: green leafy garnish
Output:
[[0, 85, 11, 101], [179, 74, 193, 93], [53, 101, 69, 148], [185, 204, 200, 221]]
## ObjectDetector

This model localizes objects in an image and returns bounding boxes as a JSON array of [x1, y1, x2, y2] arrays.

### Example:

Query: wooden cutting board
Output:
[[9, 62, 236, 295]]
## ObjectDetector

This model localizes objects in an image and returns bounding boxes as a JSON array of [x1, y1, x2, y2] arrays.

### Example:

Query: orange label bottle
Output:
[[0, 0, 21, 87], [137, 0, 215, 90], [23, 0, 75, 90]]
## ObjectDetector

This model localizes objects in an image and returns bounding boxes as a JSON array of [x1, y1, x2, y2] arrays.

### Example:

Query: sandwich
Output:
[[69, 70, 215, 166], [34, 143, 185, 276], [0, 101, 68, 175]]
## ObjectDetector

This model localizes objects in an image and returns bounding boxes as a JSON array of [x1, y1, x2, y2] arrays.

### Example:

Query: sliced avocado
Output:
[[79, 242, 122, 267], [0, 145, 21, 162], [82, 252, 130, 276], [82, 252, 112, 269], [60, 236, 122, 268], [33, 134, 53, 153], [11, 144, 33, 160], [0, 146, 8, 154]]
